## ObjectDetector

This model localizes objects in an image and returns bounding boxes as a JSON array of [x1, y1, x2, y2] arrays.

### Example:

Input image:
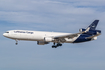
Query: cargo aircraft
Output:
[[3, 20, 101, 48]]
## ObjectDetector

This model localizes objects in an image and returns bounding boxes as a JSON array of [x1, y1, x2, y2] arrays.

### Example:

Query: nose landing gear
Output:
[[15, 39, 18, 45]]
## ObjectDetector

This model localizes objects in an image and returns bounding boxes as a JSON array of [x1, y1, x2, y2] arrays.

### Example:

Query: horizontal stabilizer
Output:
[[86, 33, 101, 39]]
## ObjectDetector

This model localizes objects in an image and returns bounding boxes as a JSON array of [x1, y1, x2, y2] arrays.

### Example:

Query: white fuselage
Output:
[[3, 20, 100, 47], [3, 30, 79, 43]]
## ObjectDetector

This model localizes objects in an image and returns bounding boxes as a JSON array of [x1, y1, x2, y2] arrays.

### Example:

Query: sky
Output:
[[0, 0, 105, 70]]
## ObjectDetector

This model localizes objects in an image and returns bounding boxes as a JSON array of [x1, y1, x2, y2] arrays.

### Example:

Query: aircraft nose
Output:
[[3, 33, 7, 37], [3, 33, 5, 36]]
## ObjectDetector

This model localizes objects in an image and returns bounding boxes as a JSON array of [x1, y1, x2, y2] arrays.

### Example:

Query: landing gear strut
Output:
[[52, 43, 62, 48], [15, 39, 18, 45]]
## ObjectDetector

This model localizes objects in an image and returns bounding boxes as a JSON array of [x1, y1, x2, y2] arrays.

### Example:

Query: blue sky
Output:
[[0, 0, 105, 70]]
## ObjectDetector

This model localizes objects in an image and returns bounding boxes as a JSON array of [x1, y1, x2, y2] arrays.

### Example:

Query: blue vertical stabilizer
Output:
[[87, 20, 99, 30]]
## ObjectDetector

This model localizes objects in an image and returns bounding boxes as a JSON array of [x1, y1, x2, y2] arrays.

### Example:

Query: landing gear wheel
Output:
[[16, 43, 18, 45], [52, 45, 57, 48], [15, 39, 18, 45], [52, 43, 62, 48], [57, 43, 62, 46]]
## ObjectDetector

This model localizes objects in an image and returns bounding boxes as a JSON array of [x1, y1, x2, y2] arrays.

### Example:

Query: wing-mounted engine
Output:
[[44, 37, 54, 42], [37, 41, 49, 45], [37, 37, 54, 45], [79, 28, 101, 35]]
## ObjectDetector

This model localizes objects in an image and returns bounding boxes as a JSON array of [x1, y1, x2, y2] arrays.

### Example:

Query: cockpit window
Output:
[[5, 32, 9, 33]]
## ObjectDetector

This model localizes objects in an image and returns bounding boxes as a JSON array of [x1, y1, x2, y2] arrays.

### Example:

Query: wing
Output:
[[54, 33, 81, 39], [53, 27, 90, 42]]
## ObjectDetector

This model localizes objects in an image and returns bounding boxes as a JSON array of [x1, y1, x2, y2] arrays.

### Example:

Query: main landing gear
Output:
[[15, 39, 18, 45], [52, 43, 62, 48]]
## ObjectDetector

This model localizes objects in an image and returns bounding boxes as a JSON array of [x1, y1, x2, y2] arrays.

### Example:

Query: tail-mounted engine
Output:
[[79, 28, 101, 35]]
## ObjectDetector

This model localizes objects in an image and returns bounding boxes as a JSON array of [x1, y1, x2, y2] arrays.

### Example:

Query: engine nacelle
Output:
[[44, 37, 53, 42], [79, 28, 101, 35], [37, 41, 49, 45]]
